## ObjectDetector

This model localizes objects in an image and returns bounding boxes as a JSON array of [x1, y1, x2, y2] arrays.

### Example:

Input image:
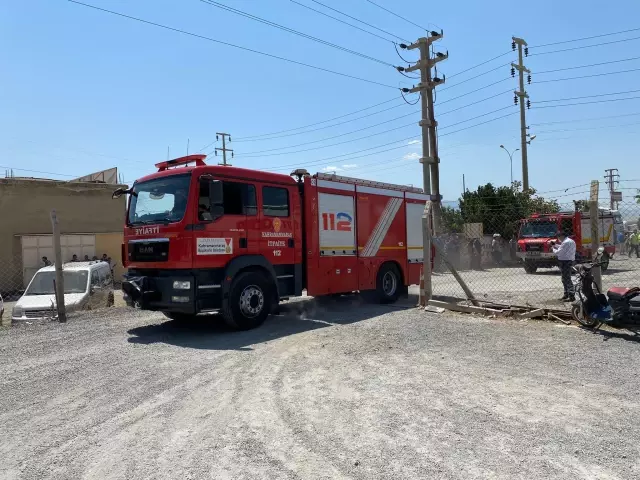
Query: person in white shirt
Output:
[[552, 230, 577, 301]]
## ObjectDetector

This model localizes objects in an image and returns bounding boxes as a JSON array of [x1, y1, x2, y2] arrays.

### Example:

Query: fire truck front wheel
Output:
[[523, 261, 538, 274], [223, 271, 272, 330]]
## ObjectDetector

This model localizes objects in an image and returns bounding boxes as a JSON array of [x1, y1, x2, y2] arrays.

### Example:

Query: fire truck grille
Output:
[[525, 244, 543, 252], [129, 240, 169, 262]]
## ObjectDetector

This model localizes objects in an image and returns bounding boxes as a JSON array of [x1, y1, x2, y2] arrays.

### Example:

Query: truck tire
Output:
[[523, 261, 537, 274], [373, 263, 401, 304], [222, 271, 272, 330]]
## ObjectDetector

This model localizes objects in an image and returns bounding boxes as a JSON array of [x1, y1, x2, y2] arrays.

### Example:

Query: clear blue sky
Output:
[[2, 0, 640, 210]]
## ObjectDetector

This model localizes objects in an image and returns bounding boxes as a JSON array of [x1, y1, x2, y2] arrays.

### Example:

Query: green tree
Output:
[[441, 205, 464, 233], [458, 181, 559, 239]]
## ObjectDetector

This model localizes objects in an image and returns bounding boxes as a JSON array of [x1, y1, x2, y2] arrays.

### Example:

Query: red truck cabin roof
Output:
[[133, 157, 295, 186]]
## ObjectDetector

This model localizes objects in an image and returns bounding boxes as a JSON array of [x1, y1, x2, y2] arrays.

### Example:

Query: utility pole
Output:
[[401, 31, 447, 232], [215, 132, 233, 166], [512, 37, 531, 191], [50, 210, 67, 323], [589, 181, 602, 291], [604, 168, 620, 210]]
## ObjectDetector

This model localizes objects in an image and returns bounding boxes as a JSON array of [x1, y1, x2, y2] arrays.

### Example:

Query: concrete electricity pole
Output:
[[512, 37, 531, 191], [604, 168, 620, 210], [401, 31, 447, 231], [215, 133, 233, 166]]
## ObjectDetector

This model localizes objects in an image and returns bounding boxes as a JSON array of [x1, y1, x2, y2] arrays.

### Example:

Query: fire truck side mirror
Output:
[[210, 180, 224, 219]]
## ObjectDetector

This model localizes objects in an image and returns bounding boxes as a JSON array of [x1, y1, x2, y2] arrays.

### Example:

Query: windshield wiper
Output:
[[129, 218, 172, 226]]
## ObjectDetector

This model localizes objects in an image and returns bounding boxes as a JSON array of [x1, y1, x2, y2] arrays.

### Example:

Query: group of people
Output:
[[434, 233, 513, 271], [621, 230, 640, 258]]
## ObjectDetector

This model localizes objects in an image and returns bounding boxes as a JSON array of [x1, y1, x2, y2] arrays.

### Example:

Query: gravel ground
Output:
[[1, 295, 640, 479]]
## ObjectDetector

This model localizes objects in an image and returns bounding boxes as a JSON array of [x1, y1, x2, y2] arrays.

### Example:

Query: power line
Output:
[[446, 51, 513, 79], [263, 109, 517, 171], [536, 88, 640, 103], [530, 34, 640, 56], [535, 120, 640, 135], [439, 62, 512, 91], [198, 0, 395, 67], [308, 0, 408, 43], [289, 0, 393, 43], [533, 56, 640, 75], [234, 97, 403, 141], [66, 0, 399, 89], [234, 51, 517, 144], [534, 67, 640, 84], [531, 112, 640, 126], [363, 0, 427, 31], [238, 105, 515, 157], [533, 95, 640, 109], [234, 111, 418, 155], [237, 88, 511, 146], [529, 27, 640, 49], [237, 102, 409, 143], [0, 165, 76, 178]]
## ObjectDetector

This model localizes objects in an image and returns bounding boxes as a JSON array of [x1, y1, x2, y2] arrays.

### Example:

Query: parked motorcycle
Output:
[[571, 247, 640, 328]]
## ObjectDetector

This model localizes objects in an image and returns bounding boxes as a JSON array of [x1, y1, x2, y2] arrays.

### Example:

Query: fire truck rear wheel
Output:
[[223, 271, 272, 330], [375, 263, 401, 304]]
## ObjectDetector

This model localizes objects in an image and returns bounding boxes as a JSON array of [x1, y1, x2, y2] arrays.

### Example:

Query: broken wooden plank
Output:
[[518, 308, 545, 319], [548, 313, 572, 325], [428, 300, 507, 317]]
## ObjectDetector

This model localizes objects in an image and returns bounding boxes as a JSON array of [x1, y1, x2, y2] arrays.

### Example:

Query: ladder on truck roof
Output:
[[314, 172, 424, 194]]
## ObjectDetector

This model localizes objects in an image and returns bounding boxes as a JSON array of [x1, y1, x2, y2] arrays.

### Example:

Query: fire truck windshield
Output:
[[519, 220, 558, 239], [128, 174, 191, 226]]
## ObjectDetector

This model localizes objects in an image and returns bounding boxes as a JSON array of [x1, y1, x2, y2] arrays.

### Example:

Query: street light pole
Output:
[[500, 145, 519, 186]]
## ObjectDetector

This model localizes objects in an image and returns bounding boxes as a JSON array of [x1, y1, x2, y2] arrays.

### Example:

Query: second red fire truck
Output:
[[115, 155, 429, 329]]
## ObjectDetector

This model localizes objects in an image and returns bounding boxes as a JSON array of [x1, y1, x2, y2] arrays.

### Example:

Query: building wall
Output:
[[95, 232, 126, 282], [0, 179, 126, 293]]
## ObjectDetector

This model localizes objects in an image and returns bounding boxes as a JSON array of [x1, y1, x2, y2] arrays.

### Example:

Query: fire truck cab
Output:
[[516, 211, 616, 274], [117, 155, 429, 329]]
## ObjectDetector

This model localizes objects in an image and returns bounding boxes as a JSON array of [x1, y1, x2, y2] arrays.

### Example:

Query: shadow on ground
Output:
[[126, 294, 418, 351]]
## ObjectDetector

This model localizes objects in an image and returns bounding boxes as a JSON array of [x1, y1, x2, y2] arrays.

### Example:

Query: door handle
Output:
[[239, 237, 248, 248], [288, 238, 294, 248]]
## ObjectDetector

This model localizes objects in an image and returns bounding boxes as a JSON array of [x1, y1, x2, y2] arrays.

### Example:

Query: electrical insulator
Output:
[[214, 150, 218, 156], [524, 47, 529, 56], [216, 135, 219, 141], [527, 99, 531, 109], [511, 67, 515, 77], [514, 95, 518, 105], [512, 41, 516, 51], [527, 74, 531, 84]]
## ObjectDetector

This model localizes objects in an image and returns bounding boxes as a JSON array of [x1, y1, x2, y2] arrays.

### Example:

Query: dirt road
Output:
[[1, 297, 639, 479]]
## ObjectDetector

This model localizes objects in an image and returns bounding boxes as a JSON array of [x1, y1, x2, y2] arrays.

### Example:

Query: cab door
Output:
[[259, 184, 297, 296], [194, 176, 257, 265]]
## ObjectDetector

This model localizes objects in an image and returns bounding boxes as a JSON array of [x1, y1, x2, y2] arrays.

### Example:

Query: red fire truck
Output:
[[115, 155, 430, 329], [516, 210, 617, 274]]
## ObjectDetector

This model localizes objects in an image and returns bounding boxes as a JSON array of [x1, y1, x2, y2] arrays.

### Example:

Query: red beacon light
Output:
[[155, 154, 207, 172]]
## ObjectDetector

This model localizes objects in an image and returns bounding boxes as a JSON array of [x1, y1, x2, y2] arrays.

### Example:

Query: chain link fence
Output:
[[433, 199, 640, 310]]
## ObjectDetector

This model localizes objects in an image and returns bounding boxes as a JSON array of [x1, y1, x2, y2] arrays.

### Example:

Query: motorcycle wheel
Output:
[[571, 304, 598, 328]]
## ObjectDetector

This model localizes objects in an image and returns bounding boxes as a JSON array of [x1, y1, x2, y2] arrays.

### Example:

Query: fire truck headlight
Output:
[[173, 281, 191, 290], [171, 296, 190, 303]]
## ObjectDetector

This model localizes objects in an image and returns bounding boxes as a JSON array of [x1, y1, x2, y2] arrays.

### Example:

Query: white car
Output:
[[12, 261, 114, 321]]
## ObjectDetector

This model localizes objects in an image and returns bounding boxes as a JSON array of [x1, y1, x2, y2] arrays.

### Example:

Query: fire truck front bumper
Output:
[[122, 273, 197, 314]]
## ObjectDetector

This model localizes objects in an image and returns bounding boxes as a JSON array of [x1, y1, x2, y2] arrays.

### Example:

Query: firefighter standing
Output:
[[630, 230, 640, 258], [552, 230, 577, 301]]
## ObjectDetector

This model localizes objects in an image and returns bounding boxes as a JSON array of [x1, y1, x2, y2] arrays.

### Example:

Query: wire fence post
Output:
[[589, 181, 602, 291], [50, 210, 67, 323], [421, 201, 433, 306]]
